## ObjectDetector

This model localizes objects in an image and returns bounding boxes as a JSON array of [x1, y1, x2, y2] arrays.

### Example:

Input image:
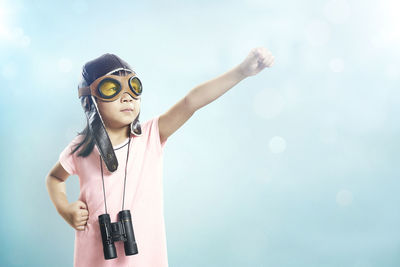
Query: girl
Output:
[[46, 47, 274, 267]]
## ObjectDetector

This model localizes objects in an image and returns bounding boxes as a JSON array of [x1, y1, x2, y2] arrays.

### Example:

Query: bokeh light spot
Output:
[[269, 136, 287, 154], [336, 189, 353, 206], [58, 58, 73, 73], [329, 58, 345, 72]]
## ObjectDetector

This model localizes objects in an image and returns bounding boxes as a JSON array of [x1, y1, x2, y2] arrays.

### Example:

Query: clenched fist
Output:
[[60, 200, 89, 231], [238, 47, 275, 77]]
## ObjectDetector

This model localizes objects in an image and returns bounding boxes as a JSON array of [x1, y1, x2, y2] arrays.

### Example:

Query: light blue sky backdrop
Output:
[[1, 0, 399, 266]]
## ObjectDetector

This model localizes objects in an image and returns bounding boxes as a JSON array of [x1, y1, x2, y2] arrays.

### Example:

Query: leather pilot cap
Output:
[[78, 53, 142, 172]]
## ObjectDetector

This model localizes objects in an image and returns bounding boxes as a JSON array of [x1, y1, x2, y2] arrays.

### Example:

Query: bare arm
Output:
[[158, 47, 275, 143], [158, 66, 247, 143], [46, 161, 89, 231], [186, 64, 247, 111], [158, 65, 244, 142], [46, 161, 71, 213]]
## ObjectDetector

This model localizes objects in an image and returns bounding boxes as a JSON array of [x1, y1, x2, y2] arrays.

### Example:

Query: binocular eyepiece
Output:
[[98, 210, 138, 260]]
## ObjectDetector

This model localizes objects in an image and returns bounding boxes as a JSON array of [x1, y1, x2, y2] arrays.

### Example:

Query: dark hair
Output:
[[70, 69, 130, 157], [71, 122, 96, 157]]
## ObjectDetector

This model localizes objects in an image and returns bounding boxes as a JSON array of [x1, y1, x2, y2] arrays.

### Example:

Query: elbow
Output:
[[45, 173, 61, 189], [45, 173, 53, 188], [184, 95, 198, 114], [45, 170, 54, 183]]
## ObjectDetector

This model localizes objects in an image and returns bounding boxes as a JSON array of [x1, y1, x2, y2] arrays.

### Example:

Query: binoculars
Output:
[[98, 210, 138, 260]]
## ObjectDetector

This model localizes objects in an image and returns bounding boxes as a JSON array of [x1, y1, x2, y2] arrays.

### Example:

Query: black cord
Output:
[[100, 137, 131, 214], [100, 155, 108, 214], [122, 137, 131, 211]]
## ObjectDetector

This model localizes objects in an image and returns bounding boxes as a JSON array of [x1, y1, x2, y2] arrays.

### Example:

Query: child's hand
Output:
[[238, 47, 275, 77], [60, 200, 89, 231]]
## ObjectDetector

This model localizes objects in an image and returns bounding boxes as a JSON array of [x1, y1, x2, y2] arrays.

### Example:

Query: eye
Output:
[[102, 86, 117, 96], [98, 80, 120, 97], [129, 77, 142, 95]]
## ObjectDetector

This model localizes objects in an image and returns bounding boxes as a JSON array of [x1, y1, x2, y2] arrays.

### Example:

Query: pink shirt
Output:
[[59, 116, 168, 267]]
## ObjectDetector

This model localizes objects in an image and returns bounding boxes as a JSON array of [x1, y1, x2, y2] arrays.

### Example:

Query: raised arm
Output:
[[158, 47, 274, 143]]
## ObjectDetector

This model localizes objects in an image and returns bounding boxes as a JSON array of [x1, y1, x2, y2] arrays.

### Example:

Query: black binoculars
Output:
[[98, 210, 138, 260]]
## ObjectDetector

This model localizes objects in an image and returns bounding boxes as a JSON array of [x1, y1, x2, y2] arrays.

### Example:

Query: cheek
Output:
[[97, 102, 118, 118]]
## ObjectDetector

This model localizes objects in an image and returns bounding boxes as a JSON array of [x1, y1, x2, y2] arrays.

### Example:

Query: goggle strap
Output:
[[105, 68, 134, 76], [78, 87, 91, 97]]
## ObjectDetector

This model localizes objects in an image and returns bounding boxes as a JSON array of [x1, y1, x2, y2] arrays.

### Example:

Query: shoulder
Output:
[[140, 116, 160, 135], [61, 134, 85, 155]]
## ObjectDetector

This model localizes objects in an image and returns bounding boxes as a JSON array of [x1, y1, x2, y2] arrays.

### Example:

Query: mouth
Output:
[[121, 108, 134, 112]]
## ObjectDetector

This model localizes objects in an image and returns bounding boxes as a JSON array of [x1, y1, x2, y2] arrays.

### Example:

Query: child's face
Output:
[[95, 92, 141, 130]]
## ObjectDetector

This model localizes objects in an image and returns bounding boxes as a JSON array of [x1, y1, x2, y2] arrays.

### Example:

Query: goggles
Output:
[[79, 73, 142, 102]]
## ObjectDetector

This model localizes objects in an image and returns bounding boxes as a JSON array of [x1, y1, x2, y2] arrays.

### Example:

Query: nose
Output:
[[121, 92, 134, 102]]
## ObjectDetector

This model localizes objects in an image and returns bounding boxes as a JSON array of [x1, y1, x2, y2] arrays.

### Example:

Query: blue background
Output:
[[1, 0, 399, 266]]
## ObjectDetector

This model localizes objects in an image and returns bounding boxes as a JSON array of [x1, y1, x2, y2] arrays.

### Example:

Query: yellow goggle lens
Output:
[[129, 77, 142, 95], [99, 80, 120, 97]]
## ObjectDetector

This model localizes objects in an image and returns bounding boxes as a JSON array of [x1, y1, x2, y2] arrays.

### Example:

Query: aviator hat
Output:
[[78, 53, 142, 172]]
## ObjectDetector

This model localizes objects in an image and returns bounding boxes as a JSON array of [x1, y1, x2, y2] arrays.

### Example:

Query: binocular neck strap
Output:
[[100, 137, 132, 214]]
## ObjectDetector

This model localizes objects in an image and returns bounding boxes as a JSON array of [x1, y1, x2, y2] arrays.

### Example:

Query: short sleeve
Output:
[[151, 116, 167, 153], [59, 139, 78, 176]]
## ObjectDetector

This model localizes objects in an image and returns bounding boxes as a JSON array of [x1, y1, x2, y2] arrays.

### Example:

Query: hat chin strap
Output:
[[80, 96, 119, 172], [130, 112, 142, 136]]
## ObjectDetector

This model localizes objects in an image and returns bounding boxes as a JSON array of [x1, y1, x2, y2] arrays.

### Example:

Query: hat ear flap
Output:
[[131, 116, 142, 136], [80, 95, 118, 172]]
